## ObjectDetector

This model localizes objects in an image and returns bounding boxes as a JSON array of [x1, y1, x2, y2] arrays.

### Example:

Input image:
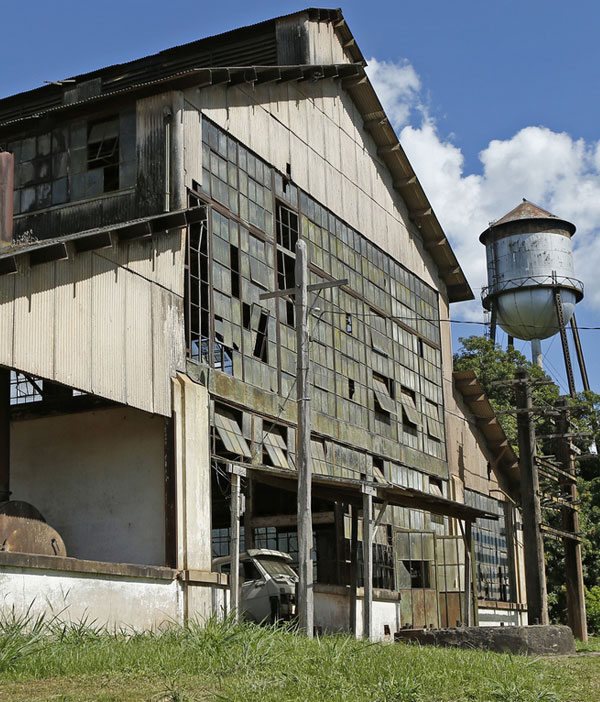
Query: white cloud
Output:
[[367, 57, 600, 315]]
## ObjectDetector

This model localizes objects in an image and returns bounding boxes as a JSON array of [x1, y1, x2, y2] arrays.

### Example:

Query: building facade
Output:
[[0, 9, 525, 637]]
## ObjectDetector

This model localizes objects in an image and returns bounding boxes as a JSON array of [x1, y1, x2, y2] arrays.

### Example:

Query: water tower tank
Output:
[[480, 200, 583, 341]]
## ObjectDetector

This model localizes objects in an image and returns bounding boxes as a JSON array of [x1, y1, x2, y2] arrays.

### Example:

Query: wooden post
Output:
[[295, 239, 314, 638], [459, 519, 472, 626], [362, 486, 375, 641], [228, 464, 246, 620], [0, 368, 10, 502], [557, 398, 587, 641], [515, 369, 549, 625], [349, 505, 358, 637]]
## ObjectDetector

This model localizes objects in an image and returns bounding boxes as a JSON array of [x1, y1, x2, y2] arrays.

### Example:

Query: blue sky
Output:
[[2, 0, 598, 393]]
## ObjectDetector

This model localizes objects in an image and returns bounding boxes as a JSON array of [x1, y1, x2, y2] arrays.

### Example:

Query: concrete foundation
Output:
[[395, 625, 575, 655]]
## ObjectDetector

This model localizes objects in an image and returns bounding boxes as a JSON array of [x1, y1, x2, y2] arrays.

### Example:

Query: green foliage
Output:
[[584, 586, 600, 634], [453, 335, 559, 445]]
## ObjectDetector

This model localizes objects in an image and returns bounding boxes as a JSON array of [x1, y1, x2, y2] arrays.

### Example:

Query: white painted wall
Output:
[[314, 590, 400, 641], [10, 407, 167, 566], [0, 567, 182, 631], [478, 606, 527, 627]]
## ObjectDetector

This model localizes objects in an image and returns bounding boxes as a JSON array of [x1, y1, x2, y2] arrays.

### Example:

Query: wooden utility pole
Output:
[[515, 369, 549, 625], [556, 398, 587, 641], [362, 485, 375, 641], [295, 239, 314, 637], [228, 464, 246, 620], [259, 242, 346, 638]]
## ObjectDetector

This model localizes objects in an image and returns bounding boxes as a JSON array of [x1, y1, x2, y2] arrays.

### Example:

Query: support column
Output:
[[515, 369, 548, 625], [0, 368, 10, 502], [570, 315, 590, 392], [362, 486, 375, 641], [557, 398, 587, 641]]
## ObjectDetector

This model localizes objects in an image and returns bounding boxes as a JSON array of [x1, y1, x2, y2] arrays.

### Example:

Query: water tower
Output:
[[480, 199, 589, 396]]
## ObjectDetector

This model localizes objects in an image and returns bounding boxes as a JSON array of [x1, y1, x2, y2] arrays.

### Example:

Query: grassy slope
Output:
[[0, 617, 598, 702]]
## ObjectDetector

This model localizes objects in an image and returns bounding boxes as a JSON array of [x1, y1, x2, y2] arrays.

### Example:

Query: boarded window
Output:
[[214, 410, 252, 458]]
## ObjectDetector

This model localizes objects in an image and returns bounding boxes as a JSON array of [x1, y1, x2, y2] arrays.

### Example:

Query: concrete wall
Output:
[[10, 407, 167, 566], [0, 565, 182, 630], [172, 374, 212, 572], [314, 587, 400, 641], [0, 554, 230, 631]]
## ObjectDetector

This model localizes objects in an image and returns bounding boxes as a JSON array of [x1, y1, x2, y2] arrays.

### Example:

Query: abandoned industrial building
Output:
[[0, 8, 527, 638]]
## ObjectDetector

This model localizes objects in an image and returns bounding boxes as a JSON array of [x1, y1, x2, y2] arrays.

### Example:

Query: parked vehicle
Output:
[[213, 548, 298, 624]]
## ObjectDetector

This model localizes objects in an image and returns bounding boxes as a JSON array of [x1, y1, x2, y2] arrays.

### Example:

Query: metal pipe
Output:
[[171, 93, 185, 211], [531, 338, 543, 368]]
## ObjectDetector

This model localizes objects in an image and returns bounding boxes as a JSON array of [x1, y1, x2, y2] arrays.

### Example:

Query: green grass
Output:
[[0, 613, 597, 701]]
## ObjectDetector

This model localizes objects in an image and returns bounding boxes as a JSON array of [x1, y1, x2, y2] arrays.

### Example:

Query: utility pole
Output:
[[515, 369, 549, 625], [260, 241, 346, 638], [556, 398, 587, 641], [295, 239, 313, 636], [228, 463, 246, 620]]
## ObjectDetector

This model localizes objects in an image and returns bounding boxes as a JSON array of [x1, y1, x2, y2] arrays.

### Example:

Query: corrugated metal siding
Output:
[[136, 94, 171, 217], [0, 233, 185, 417]]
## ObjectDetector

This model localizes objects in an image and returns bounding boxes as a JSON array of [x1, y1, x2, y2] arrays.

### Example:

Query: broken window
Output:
[[276, 202, 299, 251], [311, 438, 329, 476], [263, 426, 290, 469], [213, 406, 252, 459], [185, 198, 210, 364], [230, 245, 240, 298], [87, 116, 120, 192], [372, 456, 387, 484], [400, 387, 421, 428], [252, 307, 270, 363], [345, 314, 353, 334], [348, 378, 355, 400], [214, 316, 234, 375], [277, 250, 296, 325], [372, 373, 396, 417]]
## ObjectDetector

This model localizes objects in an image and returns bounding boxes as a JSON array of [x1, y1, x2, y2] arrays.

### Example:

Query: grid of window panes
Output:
[[299, 189, 445, 459], [202, 119, 273, 232], [254, 526, 317, 579], [196, 116, 445, 463], [4, 112, 136, 216], [465, 490, 512, 602]]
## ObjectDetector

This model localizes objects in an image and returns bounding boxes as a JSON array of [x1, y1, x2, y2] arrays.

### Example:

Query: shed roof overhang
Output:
[[453, 369, 520, 500], [239, 462, 497, 522]]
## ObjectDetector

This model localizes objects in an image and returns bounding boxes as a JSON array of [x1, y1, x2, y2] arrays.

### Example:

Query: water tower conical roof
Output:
[[480, 199, 576, 242]]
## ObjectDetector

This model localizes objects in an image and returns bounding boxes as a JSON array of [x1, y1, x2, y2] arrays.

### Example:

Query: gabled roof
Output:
[[453, 370, 520, 499], [0, 8, 473, 303]]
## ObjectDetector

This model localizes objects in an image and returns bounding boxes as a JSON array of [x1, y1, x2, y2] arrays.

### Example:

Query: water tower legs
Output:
[[554, 290, 577, 397], [570, 315, 590, 392], [531, 339, 543, 368]]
